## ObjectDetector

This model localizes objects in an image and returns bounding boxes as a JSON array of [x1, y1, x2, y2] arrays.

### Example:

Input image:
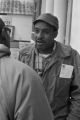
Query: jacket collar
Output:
[[34, 40, 72, 58], [54, 41, 72, 58]]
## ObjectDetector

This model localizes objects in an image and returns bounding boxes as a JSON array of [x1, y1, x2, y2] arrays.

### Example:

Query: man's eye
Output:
[[43, 30, 50, 34], [45, 31, 49, 34], [35, 29, 39, 33]]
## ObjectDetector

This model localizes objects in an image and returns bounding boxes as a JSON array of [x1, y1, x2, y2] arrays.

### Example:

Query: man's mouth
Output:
[[36, 42, 45, 46], [36, 40, 45, 44]]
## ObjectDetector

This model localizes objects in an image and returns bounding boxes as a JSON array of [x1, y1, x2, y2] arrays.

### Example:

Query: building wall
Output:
[[70, 0, 80, 53], [12, 15, 32, 41], [53, 0, 68, 43]]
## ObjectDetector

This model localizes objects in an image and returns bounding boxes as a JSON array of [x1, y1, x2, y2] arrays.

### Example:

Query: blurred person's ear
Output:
[[3, 26, 11, 35]]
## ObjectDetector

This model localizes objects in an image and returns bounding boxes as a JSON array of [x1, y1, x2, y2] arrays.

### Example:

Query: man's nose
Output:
[[37, 31, 43, 38]]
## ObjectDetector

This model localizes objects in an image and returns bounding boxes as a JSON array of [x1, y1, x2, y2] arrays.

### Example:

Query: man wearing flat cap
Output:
[[19, 13, 80, 120]]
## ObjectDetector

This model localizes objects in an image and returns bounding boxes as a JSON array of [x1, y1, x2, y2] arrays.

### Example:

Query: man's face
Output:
[[34, 21, 56, 53]]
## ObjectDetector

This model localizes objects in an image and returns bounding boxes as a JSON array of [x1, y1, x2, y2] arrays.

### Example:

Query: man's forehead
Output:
[[34, 21, 52, 29]]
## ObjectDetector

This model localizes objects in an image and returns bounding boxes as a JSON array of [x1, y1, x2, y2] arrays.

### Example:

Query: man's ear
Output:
[[53, 30, 58, 38]]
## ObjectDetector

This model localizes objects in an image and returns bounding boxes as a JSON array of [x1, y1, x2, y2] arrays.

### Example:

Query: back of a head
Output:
[[0, 18, 11, 48], [33, 13, 59, 31], [0, 18, 5, 33]]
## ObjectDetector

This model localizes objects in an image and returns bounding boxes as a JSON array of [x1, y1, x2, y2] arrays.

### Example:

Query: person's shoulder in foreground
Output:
[[0, 57, 54, 120], [0, 17, 54, 120]]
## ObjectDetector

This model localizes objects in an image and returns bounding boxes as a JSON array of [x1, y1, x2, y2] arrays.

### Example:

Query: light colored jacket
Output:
[[19, 41, 80, 120], [0, 44, 54, 120]]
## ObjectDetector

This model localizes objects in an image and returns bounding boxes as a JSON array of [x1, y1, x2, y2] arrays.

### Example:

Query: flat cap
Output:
[[33, 13, 59, 30]]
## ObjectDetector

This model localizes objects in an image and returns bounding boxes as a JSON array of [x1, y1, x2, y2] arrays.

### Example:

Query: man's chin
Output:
[[36, 44, 44, 49], [37, 46, 47, 53], [36, 42, 44, 46]]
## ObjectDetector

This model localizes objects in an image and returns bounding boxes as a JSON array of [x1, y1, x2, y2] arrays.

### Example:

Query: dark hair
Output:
[[0, 18, 11, 48], [0, 26, 11, 48], [0, 18, 5, 33]]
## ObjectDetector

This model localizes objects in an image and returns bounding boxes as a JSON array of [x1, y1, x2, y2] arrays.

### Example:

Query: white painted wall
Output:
[[41, 0, 46, 14], [70, 0, 80, 53], [53, 0, 68, 43], [12, 15, 32, 41], [45, 0, 54, 14]]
